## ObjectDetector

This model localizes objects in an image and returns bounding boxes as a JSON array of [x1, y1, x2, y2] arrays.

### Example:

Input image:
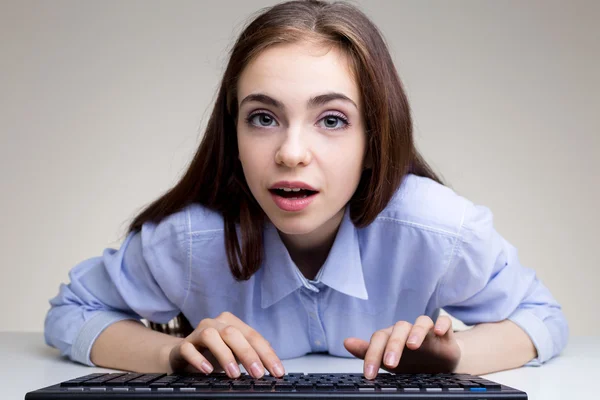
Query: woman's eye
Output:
[[248, 113, 277, 127], [319, 115, 348, 130], [246, 112, 350, 130]]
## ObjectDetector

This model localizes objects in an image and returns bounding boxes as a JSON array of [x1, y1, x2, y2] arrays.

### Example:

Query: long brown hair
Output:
[[128, 0, 445, 334]]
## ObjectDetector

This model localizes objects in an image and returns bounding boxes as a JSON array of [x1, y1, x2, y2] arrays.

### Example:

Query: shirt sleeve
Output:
[[44, 211, 189, 367], [435, 200, 569, 366]]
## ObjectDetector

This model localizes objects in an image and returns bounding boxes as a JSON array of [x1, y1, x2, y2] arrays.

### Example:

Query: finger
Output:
[[216, 312, 285, 378], [194, 326, 241, 378], [383, 321, 412, 369], [406, 315, 434, 350], [434, 315, 453, 336], [343, 337, 370, 359], [218, 324, 266, 379], [179, 341, 214, 374], [214, 311, 238, 324], [363, 327, 392, 379], [243, 328, 285, 377]]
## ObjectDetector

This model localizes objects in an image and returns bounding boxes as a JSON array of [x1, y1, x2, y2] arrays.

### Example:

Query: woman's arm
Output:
[[44, 211, 188, 368], [90, 319, 183, 373], [437, 201, 569, 368], [454, 319, 537, 375]]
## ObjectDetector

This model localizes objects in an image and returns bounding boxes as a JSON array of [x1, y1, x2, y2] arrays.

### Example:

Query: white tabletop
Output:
[[4, 332, 598, 399]]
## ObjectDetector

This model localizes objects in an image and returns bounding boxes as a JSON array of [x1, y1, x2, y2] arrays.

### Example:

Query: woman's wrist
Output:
[[159, 339, 183, 374], [453, 336, 466, 373]]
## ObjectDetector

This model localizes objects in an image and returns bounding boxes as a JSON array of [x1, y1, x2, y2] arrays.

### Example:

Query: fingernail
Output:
[[250, 362, 264, 378], [226, 362, 240, 378], [384, 352, 397, 366], [365, 364, 376, 379], [200, 361, 213, 374], [407, 335, 418, 344], [272, 363, 284, 377]]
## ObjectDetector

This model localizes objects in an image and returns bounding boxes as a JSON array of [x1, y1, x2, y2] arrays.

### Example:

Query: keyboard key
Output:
[[336, 384, 356, 390], [471, 379, 502, 389], [61, 382, 83, 387], [62, 373, 107, 386], [295, 383, 314, 390], [274, 382, 294, 392], [421, 384, 440, 388], [190, 383, 212, 389], [483, 383, 502, 389], [149, 382, 169, 387], [77, 373, 126, 386], [126, 373, 166, 385], [358, 383, 376, 388], [401, 384, 420, 389], [316, 383, 334, 390], [212, 383, 231, 390], [253, 382, 273, 387], [461, 383, 483, 389], [232, 382, 252, 390], [105, 373, 144, 385]]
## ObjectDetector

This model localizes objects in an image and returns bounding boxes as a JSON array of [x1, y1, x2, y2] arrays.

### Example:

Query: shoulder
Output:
[[373, 174, 470, 237], [172, 202, 225, 237], [141, 202, 224, 247]]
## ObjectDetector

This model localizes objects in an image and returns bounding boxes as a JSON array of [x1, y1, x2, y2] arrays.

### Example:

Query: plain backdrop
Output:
[[1, 0, 598, 336]]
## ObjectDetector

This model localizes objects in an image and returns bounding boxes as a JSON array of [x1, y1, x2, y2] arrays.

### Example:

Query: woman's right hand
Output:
[[164, 311, 285, 379]]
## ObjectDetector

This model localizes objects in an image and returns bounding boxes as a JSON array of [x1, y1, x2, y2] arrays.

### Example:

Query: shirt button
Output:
[[314, 340, 321, 346]]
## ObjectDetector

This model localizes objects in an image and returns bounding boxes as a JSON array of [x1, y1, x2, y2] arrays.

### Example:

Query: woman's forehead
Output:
[[237, 42, 360, 110]]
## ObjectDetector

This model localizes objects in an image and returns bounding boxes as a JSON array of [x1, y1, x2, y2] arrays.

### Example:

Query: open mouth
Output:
[[268, 188, 319, 199]]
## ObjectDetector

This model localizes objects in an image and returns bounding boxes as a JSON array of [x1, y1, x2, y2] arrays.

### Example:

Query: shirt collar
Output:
[[260, 206, 369, 309]]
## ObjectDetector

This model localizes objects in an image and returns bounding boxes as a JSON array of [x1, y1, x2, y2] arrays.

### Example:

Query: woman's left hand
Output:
[[343, 315, 462, 379]]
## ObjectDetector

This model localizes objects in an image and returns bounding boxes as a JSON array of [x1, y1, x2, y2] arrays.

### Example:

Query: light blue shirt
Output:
[[45, 174, 568, 368]]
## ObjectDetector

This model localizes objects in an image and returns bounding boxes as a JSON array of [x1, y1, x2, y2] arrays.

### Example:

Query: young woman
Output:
[[44, 0, 568, 380]]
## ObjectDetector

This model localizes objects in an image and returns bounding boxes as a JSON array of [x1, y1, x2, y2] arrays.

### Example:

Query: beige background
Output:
[[1, 0, 598, 334]]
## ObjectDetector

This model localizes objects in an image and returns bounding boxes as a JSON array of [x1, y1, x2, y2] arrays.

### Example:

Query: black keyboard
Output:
[[24, 371, 527, 399]]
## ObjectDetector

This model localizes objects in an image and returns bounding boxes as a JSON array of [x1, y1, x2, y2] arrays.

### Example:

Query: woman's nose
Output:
[[275, 133, 312, 167]]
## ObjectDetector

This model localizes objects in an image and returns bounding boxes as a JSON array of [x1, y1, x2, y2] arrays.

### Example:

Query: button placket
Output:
[[300, 287, 327, 352]]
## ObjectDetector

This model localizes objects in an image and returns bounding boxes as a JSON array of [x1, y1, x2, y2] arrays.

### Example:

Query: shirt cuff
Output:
[[507, 307, 553, 366], [71, 311, 142, 367]]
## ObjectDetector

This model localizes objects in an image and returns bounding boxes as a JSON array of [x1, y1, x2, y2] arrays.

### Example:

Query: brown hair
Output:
[[128, 0, 444, 335]]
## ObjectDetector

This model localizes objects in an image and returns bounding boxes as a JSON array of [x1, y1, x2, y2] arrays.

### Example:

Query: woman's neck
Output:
[[277, 208, 345, 280]]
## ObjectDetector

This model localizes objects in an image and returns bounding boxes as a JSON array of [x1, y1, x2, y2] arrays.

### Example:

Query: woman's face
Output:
[[236, 41, 366, 241]]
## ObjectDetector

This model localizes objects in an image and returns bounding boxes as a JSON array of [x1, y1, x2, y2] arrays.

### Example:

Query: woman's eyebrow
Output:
[[239, 92, 358, 111]]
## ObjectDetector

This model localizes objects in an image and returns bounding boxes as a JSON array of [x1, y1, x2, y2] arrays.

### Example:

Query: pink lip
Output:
[[270, 190, 318, 212], [269, 181, 318, 191]]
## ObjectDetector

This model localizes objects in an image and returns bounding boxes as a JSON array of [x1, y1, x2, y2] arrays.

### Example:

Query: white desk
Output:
[[3, 332, 598, 399]]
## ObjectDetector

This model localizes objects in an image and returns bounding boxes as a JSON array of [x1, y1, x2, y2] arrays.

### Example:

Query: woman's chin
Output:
[[269, 218, 318, 236]]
